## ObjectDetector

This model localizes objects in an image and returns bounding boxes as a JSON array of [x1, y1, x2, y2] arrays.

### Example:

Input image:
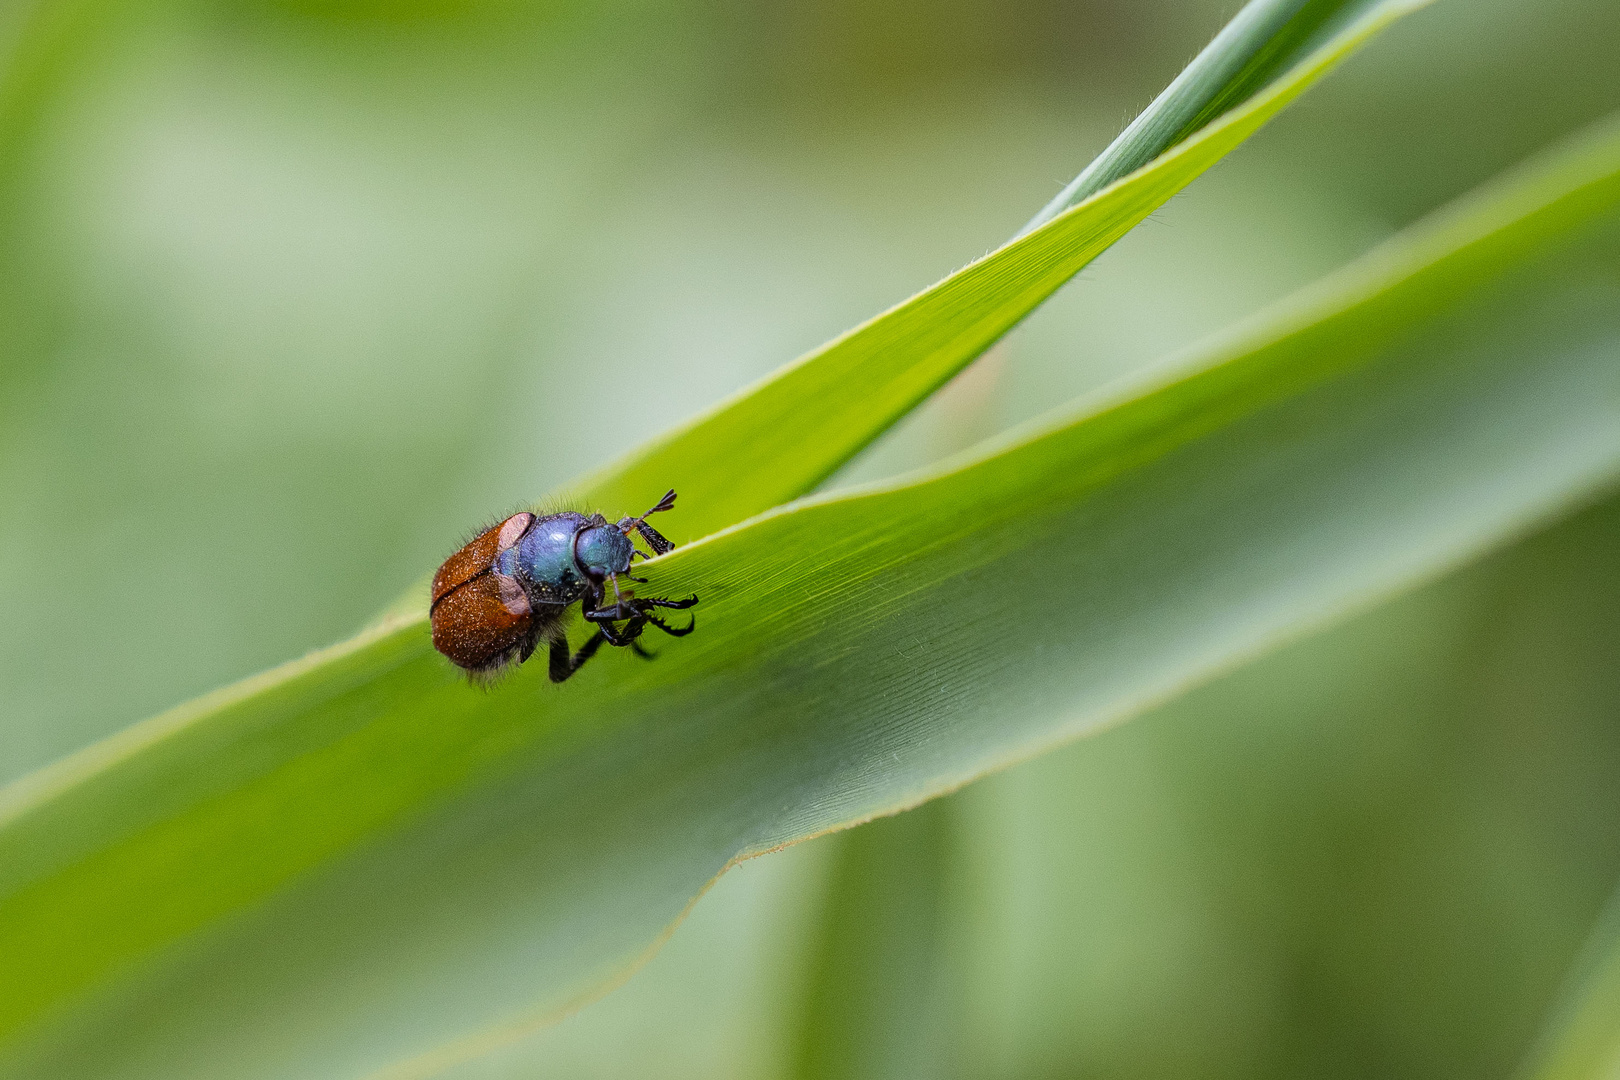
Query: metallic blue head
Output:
[[574, 522, 636, 579]]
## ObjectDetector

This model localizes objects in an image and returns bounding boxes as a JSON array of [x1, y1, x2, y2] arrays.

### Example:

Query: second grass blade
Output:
[[581, 0, 1427, 540]]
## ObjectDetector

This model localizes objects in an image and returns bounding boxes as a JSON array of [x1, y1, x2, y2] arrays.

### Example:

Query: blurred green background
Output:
[[3, 0, 1619, 1076]]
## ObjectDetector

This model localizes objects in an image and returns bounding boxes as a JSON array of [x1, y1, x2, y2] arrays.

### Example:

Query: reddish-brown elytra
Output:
[[429, 512, 535, 674], [429, 490, 698, 683]]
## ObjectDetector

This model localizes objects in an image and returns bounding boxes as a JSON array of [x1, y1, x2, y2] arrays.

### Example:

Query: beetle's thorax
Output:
[[496, 511, 591, 605]]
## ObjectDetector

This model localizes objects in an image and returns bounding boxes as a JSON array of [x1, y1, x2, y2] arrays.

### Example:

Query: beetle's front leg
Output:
[[582, 579, 631, 624], [585, 584, 643, 624], [588, 594, 696, 635]]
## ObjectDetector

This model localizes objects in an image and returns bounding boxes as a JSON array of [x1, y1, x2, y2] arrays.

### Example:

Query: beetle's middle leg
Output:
[[643, 613, 695, 637], [596, 610, 685, 648], [587, 596, 696, 633], [593, 613, 646, 647], [633, 594, 699, 611]]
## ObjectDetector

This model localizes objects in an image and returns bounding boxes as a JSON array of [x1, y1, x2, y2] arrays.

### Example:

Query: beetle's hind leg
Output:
[[548, 628, 609, 683]]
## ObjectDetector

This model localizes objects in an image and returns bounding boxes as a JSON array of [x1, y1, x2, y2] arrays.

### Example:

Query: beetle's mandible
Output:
[[430, 488, 697, 682]]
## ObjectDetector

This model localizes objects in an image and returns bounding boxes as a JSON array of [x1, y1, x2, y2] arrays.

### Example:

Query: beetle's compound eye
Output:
[[574, 523, 635, 579], [432, 512, 535, 610]]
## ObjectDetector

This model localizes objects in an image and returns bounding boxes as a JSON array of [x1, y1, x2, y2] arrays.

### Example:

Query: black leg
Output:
[[644, 613, 695, 637], [548, 630, 609, 683], [565, 585, 696, 675], [594, 614, 645, 647], [586, 594, 697, 625], [616, 489, 679, 556], [632, 521, 675, 556], [585, 602, 635, 623], [593, 608, 689, 647], [581, 575, 633, 624], [516, 625, 542, 664], [596, 602, 695, 639], [576, 581, 606, 618], [638, 594, 698, 611]]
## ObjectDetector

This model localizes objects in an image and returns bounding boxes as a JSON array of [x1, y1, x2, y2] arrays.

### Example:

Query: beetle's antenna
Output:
[[617, 489, 678, 555], [641, 489, 677, 518]]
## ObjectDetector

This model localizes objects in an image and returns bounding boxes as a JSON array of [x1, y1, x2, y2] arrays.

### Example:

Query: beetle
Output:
[[430, 489, 697, 682]]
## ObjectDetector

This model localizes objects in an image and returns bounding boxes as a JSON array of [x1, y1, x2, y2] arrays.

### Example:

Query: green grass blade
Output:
[[1515, 887, 1620, 1080], [787, 804, 957, 1080], [2, 109, 1618, 1080], [1023, 0, 1347, 233], [577, 0, 1425, 541]]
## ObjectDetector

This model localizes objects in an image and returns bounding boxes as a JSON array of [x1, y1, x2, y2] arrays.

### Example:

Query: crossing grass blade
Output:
[[1022, 0, 1357, 233], [573, 0, 1428, 541]]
